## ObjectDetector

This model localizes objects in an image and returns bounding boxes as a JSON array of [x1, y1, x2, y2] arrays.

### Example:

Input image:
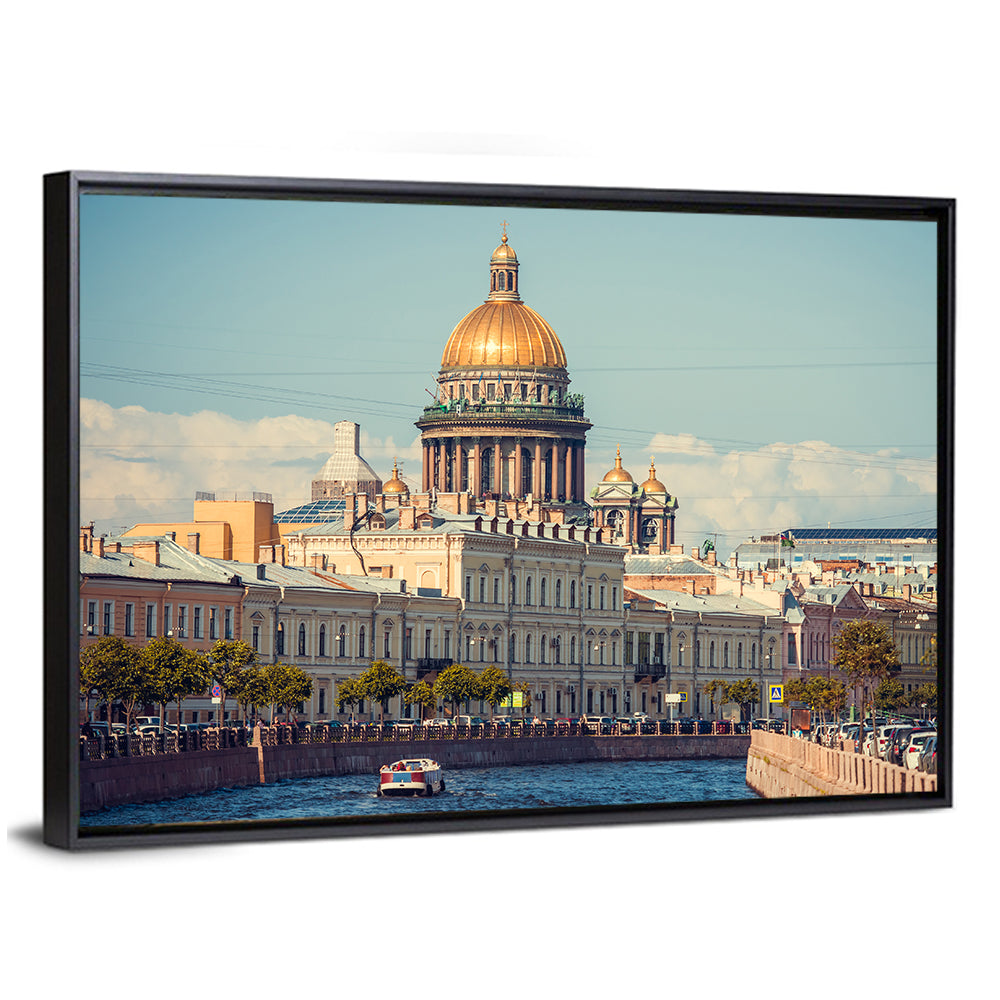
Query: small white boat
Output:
[[377, 758, 445, 797]]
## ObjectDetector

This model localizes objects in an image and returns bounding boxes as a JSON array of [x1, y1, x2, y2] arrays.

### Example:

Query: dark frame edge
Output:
[[44, 171, 81, 849]]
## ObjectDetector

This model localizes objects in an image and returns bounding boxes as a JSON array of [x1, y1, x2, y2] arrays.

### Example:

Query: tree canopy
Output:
[[357, 660, 407, 722], [433, 663, 478, 717]]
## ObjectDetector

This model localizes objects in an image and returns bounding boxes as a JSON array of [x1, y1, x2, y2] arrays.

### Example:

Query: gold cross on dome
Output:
[[501, 220, 509, 241]]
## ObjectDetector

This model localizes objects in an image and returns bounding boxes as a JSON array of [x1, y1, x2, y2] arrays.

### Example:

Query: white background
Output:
[[4, 3, 993, 993]]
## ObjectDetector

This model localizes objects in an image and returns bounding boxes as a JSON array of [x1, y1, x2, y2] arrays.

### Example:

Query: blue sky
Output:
[[79, 193, 938, 556]]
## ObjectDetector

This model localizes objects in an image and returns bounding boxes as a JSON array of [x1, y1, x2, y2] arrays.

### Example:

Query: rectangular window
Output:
[[276, 626, 285, 656], [124, 603, 134, 636], [209, 607, 218, 640], [87, 601, 97, 634], [612, 587, 618, 611], [638, 632, 650, 665], [145, 604, 156, 637], [625, 631, 634, 665], [465, 576, 472, 602], [444, 630, 451, 659], [193, 606, 203, 639], [587, 585, 593, 610], [479, 577, 485, 603], [425, 629, 432, 658], [163, 604, 172, 637], [224, 607, 233, 640], [178, 606, 188, 638], [252, 625, 259, 651], [405, 627, 413, 660], [384, 631, 391, 657], [654, 633, 664, 665], [493, 578, 500, 604], [600, 587, 606, 610], [103, 601, 113, 635]]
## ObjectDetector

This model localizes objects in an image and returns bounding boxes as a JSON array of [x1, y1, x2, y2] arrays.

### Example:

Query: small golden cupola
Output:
[[602, 444, 635, 484], [640, 457, 667, 494], [382, 458, 409, 496]]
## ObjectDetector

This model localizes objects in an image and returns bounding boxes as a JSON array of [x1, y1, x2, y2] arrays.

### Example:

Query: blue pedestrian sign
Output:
[[769, 684, 783, 704]]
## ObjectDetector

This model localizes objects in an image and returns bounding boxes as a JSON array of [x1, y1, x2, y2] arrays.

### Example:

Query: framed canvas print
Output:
[[44, 171, 954, 849]]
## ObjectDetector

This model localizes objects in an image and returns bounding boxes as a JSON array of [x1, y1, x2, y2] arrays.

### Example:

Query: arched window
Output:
[[710, 641, 716, 668], [555, 579, 562, 607], [525, 634, 533, 663], [540, 579, 547, 606], [297, 623, 307, 657], [338, 625, 346, 657], [525, 577, 533, 606], [751, 643, 756, 669], [738, 643, 743, 670], [511, 576, 518, 605], [570, 636, 576, 664], [570, 580, 577, 608], [724, 643, 730, 669], [541, 635, 547, 664], [319, 624, 326, 657], [359, 626, 366, 658]]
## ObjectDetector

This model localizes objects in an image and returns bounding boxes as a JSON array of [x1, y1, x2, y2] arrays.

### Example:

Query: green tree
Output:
[[208, 639, 257, 725], [79, 635, 142, 726], [874, 676, 906, 713], [336, 676, 364, 720], [806, 675, 847, 722], [262, 662, 313, 723], [832, 619, 901, 756], [907, 682, 938, 715], [727, 678, 761, 723], [704, 678, 729, 719], [357, 660, 407, 722], [230, 662, 268, 725], [142, 637, 213, 736], [433, 663, 478, 719], [404, 680, 436, 721], [477, 667, 513, 720]]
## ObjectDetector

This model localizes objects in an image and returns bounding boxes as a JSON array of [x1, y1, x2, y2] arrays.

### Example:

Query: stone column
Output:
[[423, 440, 431, 492], [514, 438, 523, 499], [453, 436, 462, 493], [576, 443, 585, 501], [552, 442, 562, 500], [437, 440, 448, 492], [473, 438, 482, 498], [564, 442, 574, 501], [534, 439, 543, 497], [494, 438, 502, 495]]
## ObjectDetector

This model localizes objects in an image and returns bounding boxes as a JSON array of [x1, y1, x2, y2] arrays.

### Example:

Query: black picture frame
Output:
[[44, 170, 954, 849]]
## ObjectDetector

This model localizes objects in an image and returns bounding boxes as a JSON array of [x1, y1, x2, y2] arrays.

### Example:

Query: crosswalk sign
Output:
[[679, 692, 687, 702], [769, 684, 783, 704]]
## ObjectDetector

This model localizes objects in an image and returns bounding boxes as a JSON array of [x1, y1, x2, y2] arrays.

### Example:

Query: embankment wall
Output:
[[745, 731, 937, 797], [80, 735, 749, 812]]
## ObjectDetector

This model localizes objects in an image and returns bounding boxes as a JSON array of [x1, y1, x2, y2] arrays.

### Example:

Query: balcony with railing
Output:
[[418, 399, 589, 425]]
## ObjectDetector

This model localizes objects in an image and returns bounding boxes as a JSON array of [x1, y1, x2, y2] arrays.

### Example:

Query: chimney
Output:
[[693, 547, 700, 561], [80, 524, 94, 553], [706, 549, 717, 565], [399, 506, 416, 530], [903, 584, 912, 602], [96, 535, 105, 559], [187, 532, 200, 555], [132, 540, 160, 566], [689, 580, 696, 595], [381, 565, 394, 579]]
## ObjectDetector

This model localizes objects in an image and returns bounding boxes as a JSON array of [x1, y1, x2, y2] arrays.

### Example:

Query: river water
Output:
[[80, 758, 758, 829]]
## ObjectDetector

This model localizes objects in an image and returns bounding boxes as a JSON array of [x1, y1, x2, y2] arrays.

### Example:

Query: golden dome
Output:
[[491, 237, 518, 263], [602, 445, 634, 483], [441, 300, 567, 369], [640, 457, 667, 493], [382, 458, 409, 495]]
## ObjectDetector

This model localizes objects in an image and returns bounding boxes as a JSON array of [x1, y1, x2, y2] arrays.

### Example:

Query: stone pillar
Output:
[[534, 439, 543, 497], [437, 440, 448, 492], [565, 442, 574, 501], [551, 442, 561, 500], [473, 438, 482, 498], [494, 439, 502, 495], [514, 439, 523, 499], [422, 441, 430, 492], [453, 436, 462, 493], [575, 443, 585, 501]]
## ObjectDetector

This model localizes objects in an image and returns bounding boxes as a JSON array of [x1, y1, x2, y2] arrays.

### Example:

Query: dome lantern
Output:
[[640, 457, 667, 494]]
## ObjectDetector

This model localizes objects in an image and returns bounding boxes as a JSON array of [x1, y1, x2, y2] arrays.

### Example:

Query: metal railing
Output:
[[80, 719, 750, 759]]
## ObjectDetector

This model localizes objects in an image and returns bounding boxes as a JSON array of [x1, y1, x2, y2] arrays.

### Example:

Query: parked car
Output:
[[454, 715, 486, 728], [615, 717, 637, 734], [714, 720, 733, 734], [905, 731, 937, 769], [918, 735, 938, 774], [423, 718, 453, 729]]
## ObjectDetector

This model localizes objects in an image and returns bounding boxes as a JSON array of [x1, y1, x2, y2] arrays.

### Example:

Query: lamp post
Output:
[[676, 641, 684, 723]]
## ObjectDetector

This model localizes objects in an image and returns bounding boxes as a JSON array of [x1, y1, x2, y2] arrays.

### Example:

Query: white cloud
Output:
[[599, 433, 936, 557], [80, 399, 413, 531]]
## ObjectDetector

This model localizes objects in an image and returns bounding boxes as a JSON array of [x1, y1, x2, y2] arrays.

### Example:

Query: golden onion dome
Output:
[[602, 445, 634, 484], [382, 458, 409, 495], [439, 229, 568, 370], [640, 457, 667, 493], [440, 300, 567, 369]]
